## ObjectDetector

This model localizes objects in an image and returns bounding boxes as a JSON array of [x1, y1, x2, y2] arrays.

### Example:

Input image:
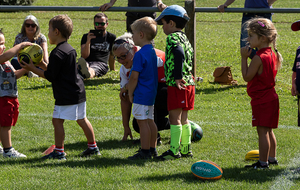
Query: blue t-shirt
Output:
[[131, 44, 158, 106], [244, 0, 270, 8]]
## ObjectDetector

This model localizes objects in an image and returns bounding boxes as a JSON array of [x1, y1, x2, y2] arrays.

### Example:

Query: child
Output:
[[127, 17, 158, 160], [241, 18, 283, 169], [155, 5, 195, 160], [291, 20, 300, 126], [21, 15, 100, 160], [0, 29, 31, 158]]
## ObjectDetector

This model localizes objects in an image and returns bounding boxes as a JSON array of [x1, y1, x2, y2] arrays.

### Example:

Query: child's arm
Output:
[[0, 42, 32, 64], [172, 46, 186, 90], [127, 71, 139, 104], [292, 71, 298, 96], [240, 46, 262, 82]]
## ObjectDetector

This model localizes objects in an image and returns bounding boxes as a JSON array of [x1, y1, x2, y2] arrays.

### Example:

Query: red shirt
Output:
[[247, 47, 278, 105]]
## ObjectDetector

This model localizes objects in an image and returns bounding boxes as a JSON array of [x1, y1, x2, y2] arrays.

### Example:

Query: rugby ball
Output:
[[245, 150, 259, 160], [191, 160, 223, 180], [18, 44, 43, 66], [190, 120, 203, 142]]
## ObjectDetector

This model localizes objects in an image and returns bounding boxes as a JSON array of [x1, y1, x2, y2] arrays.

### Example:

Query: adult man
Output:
[[99, 0, 167, 33], [78, 13, 116, 79]]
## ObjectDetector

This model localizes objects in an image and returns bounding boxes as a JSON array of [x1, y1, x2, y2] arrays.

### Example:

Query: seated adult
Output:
[[78, 13, 116, 79], [112, 33, 169, 143], [11, 15, 49, 77]]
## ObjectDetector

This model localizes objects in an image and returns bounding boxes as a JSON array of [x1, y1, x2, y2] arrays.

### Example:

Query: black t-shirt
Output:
[[44, 41, 86, 105], [81, 31, 116, 63]]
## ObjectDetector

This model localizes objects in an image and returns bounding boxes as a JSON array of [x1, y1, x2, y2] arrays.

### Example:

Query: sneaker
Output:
[[245, 161, 269, 169], [0, 146, 3, 155], [156, 149, 181, 161], [80, 147, 101, 156], [157, 135, 162, 146], [28, 71, 38, 78], [3, 148, 26, 158], [128, 149, 151, 160], [268, 159, 279, 165], [77, 58, 90, 78], [42, 150, 66, 160], [181, 151, 193, 158]]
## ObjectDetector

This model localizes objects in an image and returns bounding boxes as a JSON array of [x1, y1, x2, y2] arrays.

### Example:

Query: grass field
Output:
[[1, 0, 300, 189]]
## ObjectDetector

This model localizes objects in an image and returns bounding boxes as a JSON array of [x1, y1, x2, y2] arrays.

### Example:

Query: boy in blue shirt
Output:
[[127, 16, 158, 160]]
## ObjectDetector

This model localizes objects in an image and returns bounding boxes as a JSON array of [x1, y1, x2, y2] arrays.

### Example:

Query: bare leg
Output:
[[257, 126, 270, 163], [77, 117, 95, 143], [52, 118, 65, 148], [0, 126, 12, 148]]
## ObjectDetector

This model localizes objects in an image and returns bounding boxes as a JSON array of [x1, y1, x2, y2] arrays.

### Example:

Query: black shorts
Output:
[[87, 61, 108, 77]]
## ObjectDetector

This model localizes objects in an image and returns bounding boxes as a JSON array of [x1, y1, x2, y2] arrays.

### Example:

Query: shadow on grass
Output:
[[83, 77, 119, 87], [222, 166, 285, 182], [196, 83, 247, 95]]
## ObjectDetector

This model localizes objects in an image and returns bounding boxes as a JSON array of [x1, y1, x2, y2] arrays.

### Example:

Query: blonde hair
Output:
[[246, 18, 283, 70], [130, 16, 157, 41]]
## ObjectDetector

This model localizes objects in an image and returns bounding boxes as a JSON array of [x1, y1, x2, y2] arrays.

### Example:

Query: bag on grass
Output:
[[213, 66, 238, 85]]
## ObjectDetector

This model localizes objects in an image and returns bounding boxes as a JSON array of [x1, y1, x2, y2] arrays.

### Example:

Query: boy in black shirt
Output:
[[21, 15, 100, 160]]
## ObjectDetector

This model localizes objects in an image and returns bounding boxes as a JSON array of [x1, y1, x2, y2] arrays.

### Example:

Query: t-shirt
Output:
[[44, 41, 86, 105], [81, 31, 116, 63], [0, 61, 17, 97], [164, 31, 194, 87], [244, 0, 270, 8], [292, 46, 300, 92], [247, 47, 278, 105], [130, 44, 158, 106]]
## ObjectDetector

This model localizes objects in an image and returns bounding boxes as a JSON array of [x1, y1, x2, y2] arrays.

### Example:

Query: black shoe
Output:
[[128, 149, 151, 160], [181, 151, 193, 158], [80, 147, 101, 156], [268, 159, 278, 165], [42, 150, 66, 160], [151, 149, 158, 158], [156, 149, 181, 161], [245, 161, 269, 169]]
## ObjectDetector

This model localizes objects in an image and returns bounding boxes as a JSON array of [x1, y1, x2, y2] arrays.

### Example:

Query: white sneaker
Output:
[[77, 58, 90, 78], [0, 146, 3, 154], [28, 71, 38, 78], [3, 148, 26, 158]]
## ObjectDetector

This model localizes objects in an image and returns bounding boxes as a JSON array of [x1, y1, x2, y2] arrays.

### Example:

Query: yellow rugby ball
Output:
[[18, 44, 43, 66], [245, 150, 259, 160]]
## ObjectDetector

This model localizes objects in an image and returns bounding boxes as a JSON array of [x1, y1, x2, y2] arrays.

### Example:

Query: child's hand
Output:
[[20, 58, 35, 71], [240, 46, 252, 59], [176, 79, 186, 90], [19, 42, 32, 49]]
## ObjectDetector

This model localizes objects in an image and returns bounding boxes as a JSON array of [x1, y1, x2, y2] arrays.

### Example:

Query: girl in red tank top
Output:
[[240, 18, 283, 169]]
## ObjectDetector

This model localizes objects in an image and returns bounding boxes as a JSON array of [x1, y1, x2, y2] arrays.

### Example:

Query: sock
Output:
[[4, 147, 12, 153], [180, 123, 192, 154], [170, 124, 182, 155], [150, 147, 156, 153], [268, 156, 277, 162], [259, 160, 268, 166], [88, 142, 97, 149], [55, 146, 64, 154]]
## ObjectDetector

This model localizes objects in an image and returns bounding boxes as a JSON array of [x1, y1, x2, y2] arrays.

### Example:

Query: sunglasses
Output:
[[25, 23, 37, 28], [94, 22, 106, 26], [114, 48, 132, 61]]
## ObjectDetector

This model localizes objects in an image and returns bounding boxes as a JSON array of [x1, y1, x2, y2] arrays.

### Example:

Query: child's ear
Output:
[[139, 31, 144, 38]]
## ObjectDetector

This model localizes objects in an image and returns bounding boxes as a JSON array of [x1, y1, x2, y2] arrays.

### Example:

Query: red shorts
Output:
[[251, 99, 279, 128], [167, 85, 195, 111], [0, 97, 19, 127]]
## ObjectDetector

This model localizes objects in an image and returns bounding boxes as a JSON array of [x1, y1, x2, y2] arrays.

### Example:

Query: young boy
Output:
[[21, 15, 100, 160], [155, 5, 195, 160], [291, 20, 300, 126], [127, 17, 158, 160], [0, 29, 31, 158]]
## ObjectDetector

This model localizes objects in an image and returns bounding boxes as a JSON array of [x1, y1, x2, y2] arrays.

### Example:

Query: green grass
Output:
[[1, 0, 300, 189]]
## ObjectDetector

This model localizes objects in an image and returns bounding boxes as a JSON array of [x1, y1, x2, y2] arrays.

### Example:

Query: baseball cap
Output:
[[155, 5, 189, 25], [291, 20, 300, 31]]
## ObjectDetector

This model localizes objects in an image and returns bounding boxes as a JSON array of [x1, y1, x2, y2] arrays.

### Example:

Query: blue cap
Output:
[[155, 5, 189, 25]]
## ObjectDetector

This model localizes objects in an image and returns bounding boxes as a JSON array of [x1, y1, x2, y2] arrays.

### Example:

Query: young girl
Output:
[[240, 18, 283, 169], [0, 29, 32, 158]]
